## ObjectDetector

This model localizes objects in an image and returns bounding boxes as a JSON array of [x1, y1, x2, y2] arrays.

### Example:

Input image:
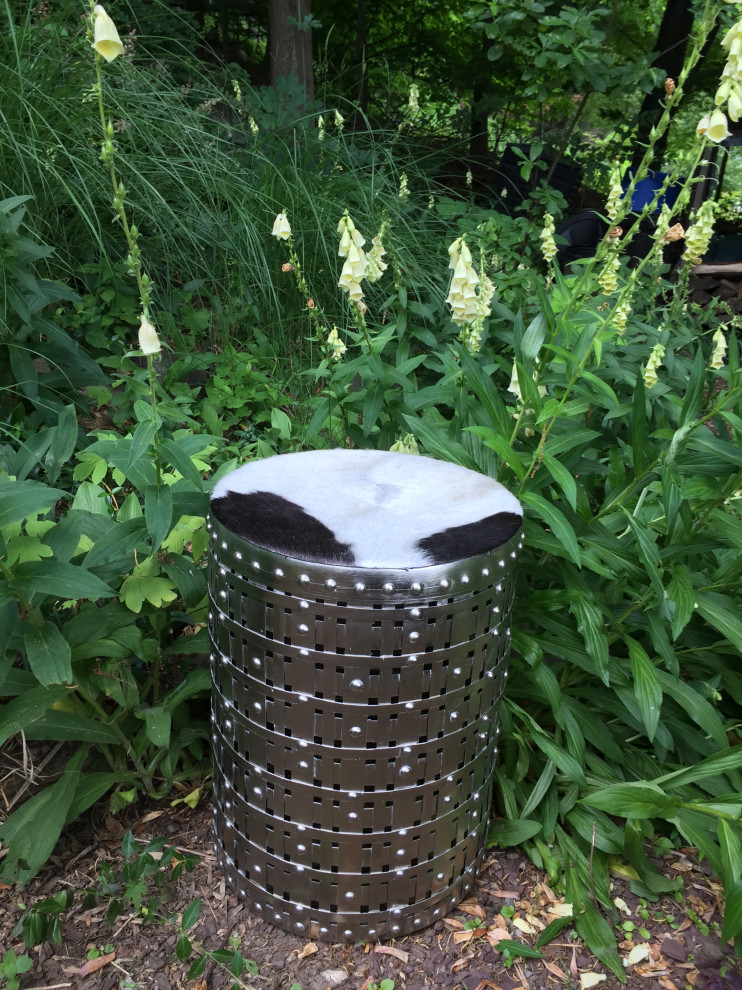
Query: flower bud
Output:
[[710, 328, 727, 370], [707, 108, 731, 142]]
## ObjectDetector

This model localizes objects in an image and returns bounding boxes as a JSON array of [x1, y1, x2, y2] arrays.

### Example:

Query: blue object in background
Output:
[[622, 168, 683, 213]]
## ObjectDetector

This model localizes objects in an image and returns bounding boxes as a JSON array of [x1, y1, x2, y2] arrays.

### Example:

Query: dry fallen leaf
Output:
[[78, 951, 116, 978], [625, 943, 650, 967], [512, 916, 537, 935], [487, 888, 522, 899], [544, 961, 569, 981], [613, 896, 632, 916], [453, 930, 479, 945], [459, 900, 487, 919], [443, 918, 465, 930], [486, 928, 513, 948], [374, 945, 409, 963], [669, 860, 693, 872], [546, 902, 573, 918], [579, 973, 607, 989], [452, 957, 470, 972], [293, 942, 318, 960]]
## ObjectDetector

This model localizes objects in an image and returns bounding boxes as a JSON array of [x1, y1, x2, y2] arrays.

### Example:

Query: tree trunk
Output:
[[632, 0, 695, 169], [268, 0, 315, 104]]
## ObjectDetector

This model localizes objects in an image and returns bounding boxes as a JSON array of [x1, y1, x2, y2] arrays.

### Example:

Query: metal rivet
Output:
[[436, 872, 444, 880], [298, 760, 308, 769], [368, 929, 377, 936], [408, 654, 418, 663], [298, 739, 309, 747], [396, 848, 405, 856], [383, 582, 394, 593], [345, 892, 354, 900], [253, 701, 261, 711], [320, 927, 328, 935], [253, 864, 261, 872], [221, 541, 228, 550], [298, 623, 309, 634], [354, 581, 365, 592], [498, 559, 505, 568], [461, 574, 469, 584], [439, 578, 450, 589], [298, 694, 308, 702], [444, 796, 451, 803], [295, 922, 305, 931], [299, 573, 310, 584], [493, 606, 500, 614], [299, 600, 309, 610], [219, 567, 226, 577], [450, 711, 459, 721], [274, 567, 284, 578], [453, 667, 461, 676], [405, 702, 414, 710], [252, 560, 260, 571], [348, 812, 358, 820], [299, 649, 310, 658], [350, 726, 362, 735], [208, 612, 213, 621], [325, 578, 337, 590], [409, 631, 420, 642], [399, 765, 411, 774], [235, 551, 242, 561], [252, 787, 261, 796], [392, 925, 400, 934], [350, 678, 364, 689], [399, 828, 408, 836], [496, 583, 503, 593], [411, 581, 422, 593], [410, 607, 421, 618], [224, 719, 232, 730], [510, 551, 517, 559]]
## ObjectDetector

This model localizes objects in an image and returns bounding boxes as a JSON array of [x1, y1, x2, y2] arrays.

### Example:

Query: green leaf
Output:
[[581, 783, 680, 819], [181, 897, 201, 931], [719, 820, 742, 888], [127, 420, 157, 472], [0, 480, 65, 527], [135, 705, 172, 747], [120, 572, 177, 612], [570, 597, 609, 684], [542, 453, 577, 510], [667, 565, 694, 640], [536, 915, 573, 948], [22, 710, 120, 744], [160, 438, 205, 490], [653, 745, 742, 789], [531, 733, 586, 784], [620, 510, 664, 603], [494, 940, 544, 959], [520, 492, 580, 565], [520, 312, 547, 359], [575, 901, 625, 982], [83, 517, 149, 569], [720, 880, 742, 944], [487, 818, 542, 847], [175, 935, 192, 962], [23, 622, 73, 685], [0, 684, 70, 747], [694, 591, 742, 651], [466, 428, 527, 480], [625, 636, 662, 742], [631, 373, 649, 475], [11, 560, 115, 601], [656, 669, 727, 748], [0, 748, 86, 884], [46, 404, 78, 484], [144, 484, 173, 550], [679, 348, 705, 427], [187, 955, 208, 980]]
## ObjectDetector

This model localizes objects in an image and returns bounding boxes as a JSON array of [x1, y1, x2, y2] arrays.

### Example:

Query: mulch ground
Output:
[[1, 796, 740, 990]]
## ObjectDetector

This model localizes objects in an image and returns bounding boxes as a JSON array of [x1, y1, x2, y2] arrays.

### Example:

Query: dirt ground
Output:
[[1, 795, 740, 990]]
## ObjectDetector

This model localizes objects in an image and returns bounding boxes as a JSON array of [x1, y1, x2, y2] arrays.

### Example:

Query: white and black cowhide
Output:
[[210, 449, 522, 568]]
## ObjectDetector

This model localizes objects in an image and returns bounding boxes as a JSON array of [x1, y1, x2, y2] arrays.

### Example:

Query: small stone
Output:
[[319, 968, 349, 988], [661, 937, 688, 962]]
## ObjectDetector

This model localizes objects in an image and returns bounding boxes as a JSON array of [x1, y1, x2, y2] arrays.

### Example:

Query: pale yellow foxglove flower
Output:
[[605, 164, 624, 220], [399, 172, 410, 201], [643, 343, 666, 389], [92, 5, 124, 62], [138, 316, 161, 355], [326, 325, 347, 361], [710, 328, 727, 369], [707, 108, 731, 142], [390, 433, 419, 454], [272, 212, 291, 240], [697, 114, 711, 135], [335, 109, 345, 130], [540, 213, 558, 263]]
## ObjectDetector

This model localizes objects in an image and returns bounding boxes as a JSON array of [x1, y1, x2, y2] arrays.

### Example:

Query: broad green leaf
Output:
[[181, 898, 201, 931], [625, 636, 662, 742], [0, 481, 65, 527], [536, 915, 573, 948], [620, 510, 664, 603], [570, 597, 609, 684], [0, 748, 85, 884], [11, 560, 115, 601], [566, 805, 624, 855], [176, 935, 192, 962], [162, 668, 211, 711], [654, 745, 742, 789], [631, 373, 649, 475], [144, 484, 174, 550], [531, 733, 586, 784], [667, 565, 694, 640], [521, 760, 557, 817], [83, 517, 149, 569], [466, 427, 527, 480], [656, 669, 727, 748], [160, 438, 205, 490], [575, 901, 625, 982], [23, 710, 120, 745], [23, 622, 73, 685], [494, 940, 544, 960], [45, 404, 78, 484], [582, 783, 681, 819], [128, 419, 157, 471], [720, 880, 742, 944], [719, 820, 742, 888], [187, 955, 208, 980], [487, 818, 542, 847], [0, 684, 71, 746], [71, 480, 111, 515], [161, 554, 207, 606], [542, 453, 577, 510], [135, 705, 171, 747], [520, 492, 580, 565], [694, 591, 742, 651], [678, 348, 705, 427], [520, 312, 547, 359]]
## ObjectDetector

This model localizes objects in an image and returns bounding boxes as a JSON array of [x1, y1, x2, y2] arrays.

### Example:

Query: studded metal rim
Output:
[[207, 512, 523, 603]]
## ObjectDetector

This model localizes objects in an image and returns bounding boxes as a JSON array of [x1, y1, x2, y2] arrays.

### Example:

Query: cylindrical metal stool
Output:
[[207, 450, 522, 942]]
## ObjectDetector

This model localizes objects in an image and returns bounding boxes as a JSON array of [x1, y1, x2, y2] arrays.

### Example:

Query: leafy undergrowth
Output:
[[0, 800, 739, 990]]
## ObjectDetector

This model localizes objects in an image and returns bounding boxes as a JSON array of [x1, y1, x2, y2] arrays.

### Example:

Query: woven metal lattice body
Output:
[[208, 512, 521, 942]]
